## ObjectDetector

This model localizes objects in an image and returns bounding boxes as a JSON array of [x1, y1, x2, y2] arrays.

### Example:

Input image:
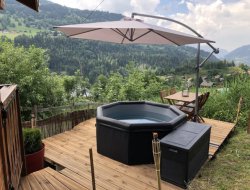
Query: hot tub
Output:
[[96, 101, 187, 165]]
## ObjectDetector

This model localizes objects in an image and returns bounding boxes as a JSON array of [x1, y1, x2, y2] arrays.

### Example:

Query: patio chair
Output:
[[179, 92, 210, 122], [160, 90, 169, 103], [160, 88, 177, 104], [170, 88, 176, 95]]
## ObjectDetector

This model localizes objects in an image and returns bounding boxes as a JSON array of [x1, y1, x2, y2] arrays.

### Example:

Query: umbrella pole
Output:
[[152, 133, 161, 190], [194, 43, 201, 122]]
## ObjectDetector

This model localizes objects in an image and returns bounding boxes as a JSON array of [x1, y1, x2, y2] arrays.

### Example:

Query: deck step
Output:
[[204, 118, 235, 157], [18, 167, 88, 190]]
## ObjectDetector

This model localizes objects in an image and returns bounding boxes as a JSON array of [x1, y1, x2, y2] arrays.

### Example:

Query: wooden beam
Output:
[[0, 0, 5, 9], [16, 0, 39, 12]]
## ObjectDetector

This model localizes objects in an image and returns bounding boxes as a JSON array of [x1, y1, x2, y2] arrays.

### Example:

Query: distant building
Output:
[[187, 78, 194, 88], [200, 81, 214, 88], [214, 75, 221, 80]]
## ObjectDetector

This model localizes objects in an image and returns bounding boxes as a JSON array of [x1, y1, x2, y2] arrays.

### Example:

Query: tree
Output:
[[239, 63, 249, 73], [0, 39, 65, 108], [91, 64, 165, 102]]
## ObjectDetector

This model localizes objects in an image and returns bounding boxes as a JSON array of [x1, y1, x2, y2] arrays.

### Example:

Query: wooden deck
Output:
[[204, 118, 235, 157], [19, 117, 235, 190], [43, 118, 181, 190]]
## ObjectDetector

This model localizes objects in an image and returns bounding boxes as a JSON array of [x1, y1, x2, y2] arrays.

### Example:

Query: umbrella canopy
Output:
[[55, 18, 214, 45]]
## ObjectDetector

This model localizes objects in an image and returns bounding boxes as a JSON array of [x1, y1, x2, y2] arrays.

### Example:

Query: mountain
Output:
[[0, 0, 122, 32], [215, 49, 229, 59], [1, 0, 220, 82], [225, 45, 250, 65], [200, 45, 228, 60]]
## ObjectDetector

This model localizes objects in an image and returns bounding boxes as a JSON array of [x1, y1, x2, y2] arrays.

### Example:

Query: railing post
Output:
[[247, 112, 250, 134], [31, 113, 36, 128], [89, 148, 96, 190], [16, 89, 26, 176], [33, 105, 37, 119]]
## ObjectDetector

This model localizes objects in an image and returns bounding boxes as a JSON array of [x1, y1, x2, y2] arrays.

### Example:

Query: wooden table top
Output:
[[164, 91, 199, 103]]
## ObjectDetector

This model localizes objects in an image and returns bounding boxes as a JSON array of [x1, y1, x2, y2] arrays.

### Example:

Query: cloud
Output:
[[48, 0, 250, 51], [48, 0, 160, 17], [167, 0, 250, 51], [179, 0, 186, 5]]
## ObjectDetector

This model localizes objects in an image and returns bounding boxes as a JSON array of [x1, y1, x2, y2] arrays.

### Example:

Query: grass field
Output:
[[190, 127, 250, 190], [0, 28, 42, 39]]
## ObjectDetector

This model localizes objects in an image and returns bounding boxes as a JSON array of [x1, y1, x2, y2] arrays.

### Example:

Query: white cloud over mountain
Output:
[[48, 0, 250, 51]]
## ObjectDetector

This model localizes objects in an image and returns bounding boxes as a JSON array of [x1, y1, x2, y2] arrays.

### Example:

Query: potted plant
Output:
[[23, 128, 45, 174]]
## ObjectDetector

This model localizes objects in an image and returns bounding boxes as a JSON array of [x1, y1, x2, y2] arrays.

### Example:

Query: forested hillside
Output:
[[225, 44, 250, 65], [14, 32, 219, 83]]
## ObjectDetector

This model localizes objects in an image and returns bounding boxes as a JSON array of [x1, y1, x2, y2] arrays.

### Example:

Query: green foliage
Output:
[[62, 70, 90, 102], [91, 65, 165, 102], [0, 39, 65, 109], [14, 32, 220, 83], [189, 128, 250, 190], [23, 128, 42, 154], [202, 74, 250, 128]]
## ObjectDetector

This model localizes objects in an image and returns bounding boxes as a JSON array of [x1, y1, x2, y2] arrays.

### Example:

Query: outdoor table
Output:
[[164, 91, 200, 109]]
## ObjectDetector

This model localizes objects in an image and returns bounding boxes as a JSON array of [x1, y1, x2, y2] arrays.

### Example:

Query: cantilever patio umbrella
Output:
[[55, 17, 213, 45], [54, 14, 217, 120]]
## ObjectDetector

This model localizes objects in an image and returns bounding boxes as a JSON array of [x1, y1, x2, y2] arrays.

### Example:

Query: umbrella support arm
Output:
[[198, 50, 217, 69], [194, 48, 216, 121], [132, 12, 219, 122], [131, 12, 219, 54]]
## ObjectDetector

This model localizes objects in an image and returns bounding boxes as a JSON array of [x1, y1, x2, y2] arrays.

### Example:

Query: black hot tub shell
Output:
[[96, 101, 187, 165]]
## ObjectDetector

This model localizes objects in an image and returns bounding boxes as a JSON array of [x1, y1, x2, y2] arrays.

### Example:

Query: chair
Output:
[[160, 90, 169, 103], [169, 88, 176, 95], [160, 88, 177, 104], [179, 92, 210, 122]]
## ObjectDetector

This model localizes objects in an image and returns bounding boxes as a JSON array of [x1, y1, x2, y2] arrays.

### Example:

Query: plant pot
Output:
[[25, 143, 45, 174]]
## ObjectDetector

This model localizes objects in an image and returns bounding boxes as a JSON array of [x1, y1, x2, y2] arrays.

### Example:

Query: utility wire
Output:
[[82, 0, 105, 23]]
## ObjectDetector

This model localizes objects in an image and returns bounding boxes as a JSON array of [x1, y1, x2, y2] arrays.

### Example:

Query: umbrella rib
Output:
[[131, 28, 135, 41], [122, 28, 130, 43], [111, 28, 132, 43], [132, 30, 152, 42], [151, 30, 181, 46], [68, 28, 102, 37]]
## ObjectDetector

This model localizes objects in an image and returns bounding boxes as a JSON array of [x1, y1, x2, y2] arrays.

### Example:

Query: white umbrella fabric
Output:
[[54, 18, 214, 45]]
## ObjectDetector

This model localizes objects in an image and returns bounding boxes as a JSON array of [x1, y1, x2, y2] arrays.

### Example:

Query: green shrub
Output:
[[202, 74, 250, 129], [23, 128, 42, 154]]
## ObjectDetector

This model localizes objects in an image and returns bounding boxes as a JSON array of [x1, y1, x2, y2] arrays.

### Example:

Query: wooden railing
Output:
[[248, 112, 250, 134], [21, 102, 102, 120], [22, 109, 96, 139], [0, 85, 25, 190]]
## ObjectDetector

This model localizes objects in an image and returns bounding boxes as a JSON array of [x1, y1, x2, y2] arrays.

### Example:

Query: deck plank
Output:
[[19, 175, 32, 190], [204, 118, 235, 157], [33, 169, 56, 190], [18, 167, 87, 190], [24, 173, 43, 190], [59, 168, 106, 190]]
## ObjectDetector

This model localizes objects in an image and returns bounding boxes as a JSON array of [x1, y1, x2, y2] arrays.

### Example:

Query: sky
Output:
[[47, 0, 250, 53]]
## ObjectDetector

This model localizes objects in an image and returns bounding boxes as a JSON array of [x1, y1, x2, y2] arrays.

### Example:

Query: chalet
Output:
[[200, 81, 214, 88]]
